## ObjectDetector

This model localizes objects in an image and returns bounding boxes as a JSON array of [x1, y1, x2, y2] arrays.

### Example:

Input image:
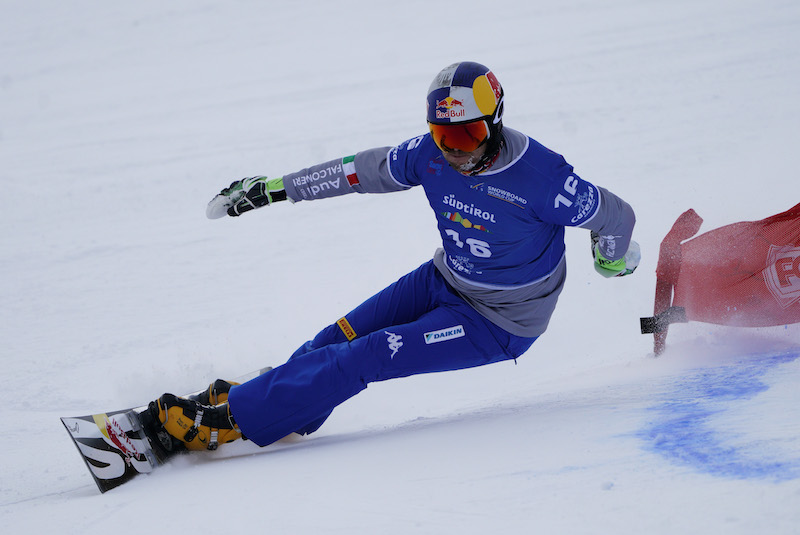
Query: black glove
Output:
[[206, 177, 288, 219]]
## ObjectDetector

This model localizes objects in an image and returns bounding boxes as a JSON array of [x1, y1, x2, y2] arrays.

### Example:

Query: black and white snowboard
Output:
[[61, 367, 272, 493]]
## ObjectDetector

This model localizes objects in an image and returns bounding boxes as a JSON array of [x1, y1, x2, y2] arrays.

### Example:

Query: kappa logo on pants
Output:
[[385, 331, 403, 358], [424, 325, 466, 344]]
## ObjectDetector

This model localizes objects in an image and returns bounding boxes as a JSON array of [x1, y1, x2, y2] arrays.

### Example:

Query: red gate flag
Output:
[[641, 203, 800, 355]]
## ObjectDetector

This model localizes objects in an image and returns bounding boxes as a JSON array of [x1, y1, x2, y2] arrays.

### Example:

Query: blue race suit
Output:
[[228, 130, 633, 447], [229, 260, 536, 445]]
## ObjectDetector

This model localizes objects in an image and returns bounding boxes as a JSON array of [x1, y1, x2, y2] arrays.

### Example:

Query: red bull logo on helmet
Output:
[[435, 96, 466, 120], [486, 71, 502, 100]]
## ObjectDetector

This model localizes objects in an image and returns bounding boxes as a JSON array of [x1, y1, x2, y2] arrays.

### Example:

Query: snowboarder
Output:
[[150, 61, 639, 452]]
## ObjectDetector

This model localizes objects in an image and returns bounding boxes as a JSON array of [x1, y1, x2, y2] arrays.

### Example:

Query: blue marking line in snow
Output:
[[638, 350, 800, 481]]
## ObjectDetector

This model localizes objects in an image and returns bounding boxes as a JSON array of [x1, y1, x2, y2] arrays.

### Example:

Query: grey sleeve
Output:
[[282, 147, 411, 202], [579, 187, 636, 261]]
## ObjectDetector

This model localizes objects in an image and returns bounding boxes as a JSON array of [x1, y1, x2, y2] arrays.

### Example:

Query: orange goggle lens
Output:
[[428, 120, 490, 153]]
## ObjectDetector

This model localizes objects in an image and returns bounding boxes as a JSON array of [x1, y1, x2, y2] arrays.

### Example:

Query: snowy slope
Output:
[[1, 1, 799, 533]]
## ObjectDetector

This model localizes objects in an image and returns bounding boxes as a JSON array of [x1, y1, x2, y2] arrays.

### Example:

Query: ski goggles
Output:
[[428, 120, 490, 153]]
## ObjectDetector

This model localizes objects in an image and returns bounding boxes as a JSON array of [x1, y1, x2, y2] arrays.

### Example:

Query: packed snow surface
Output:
[[1, 1, 799, 533]]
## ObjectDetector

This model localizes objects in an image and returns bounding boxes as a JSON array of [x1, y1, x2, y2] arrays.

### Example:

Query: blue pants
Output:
[[228, 260, 537, 447]]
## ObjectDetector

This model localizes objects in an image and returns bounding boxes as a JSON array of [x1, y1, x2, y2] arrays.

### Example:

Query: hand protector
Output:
[[591, 231, 641, 278], [206, 176, 288, 219]]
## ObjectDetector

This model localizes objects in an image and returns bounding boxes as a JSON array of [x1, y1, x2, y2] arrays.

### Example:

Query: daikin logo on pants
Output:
[[424, 325, 466, 344]]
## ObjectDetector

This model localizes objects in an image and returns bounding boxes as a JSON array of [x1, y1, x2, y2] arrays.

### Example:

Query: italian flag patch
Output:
[[343, 155, 359, 186]]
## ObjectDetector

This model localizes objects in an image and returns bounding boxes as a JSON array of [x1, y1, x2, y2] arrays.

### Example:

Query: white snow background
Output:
[[2, 0, 799, 533]]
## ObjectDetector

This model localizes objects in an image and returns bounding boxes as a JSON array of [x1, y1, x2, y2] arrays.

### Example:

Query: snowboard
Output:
[[61, 367, 272, 493]]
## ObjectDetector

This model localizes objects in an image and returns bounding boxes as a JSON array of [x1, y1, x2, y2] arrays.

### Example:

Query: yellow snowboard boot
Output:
[[151, 393, 241, 451]]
